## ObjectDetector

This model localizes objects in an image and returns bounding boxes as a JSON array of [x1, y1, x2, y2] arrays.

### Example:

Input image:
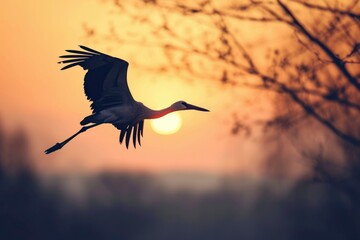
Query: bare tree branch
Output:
[[277, 0, 360, 90], [290, 0, 360, 21]]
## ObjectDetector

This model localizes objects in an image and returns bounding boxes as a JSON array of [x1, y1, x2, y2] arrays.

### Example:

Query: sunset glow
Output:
[[0, 1, 359, 238], [151, 112, 182, 135], [0, 0, 281, 175], [1, 0, 355, 178]]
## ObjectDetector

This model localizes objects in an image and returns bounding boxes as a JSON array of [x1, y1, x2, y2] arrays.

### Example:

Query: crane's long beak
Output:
[[185, 103, 210, 112]]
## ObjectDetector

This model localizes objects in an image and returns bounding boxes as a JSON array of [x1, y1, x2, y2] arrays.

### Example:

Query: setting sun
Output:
[[151, 112, 182, 135]]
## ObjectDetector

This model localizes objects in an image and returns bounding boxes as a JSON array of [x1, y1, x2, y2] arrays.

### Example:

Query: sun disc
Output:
[[151, 112, 182, 135]]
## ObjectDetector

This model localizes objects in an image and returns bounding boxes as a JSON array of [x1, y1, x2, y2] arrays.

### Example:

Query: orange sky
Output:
[[0, 0, 282, 177]]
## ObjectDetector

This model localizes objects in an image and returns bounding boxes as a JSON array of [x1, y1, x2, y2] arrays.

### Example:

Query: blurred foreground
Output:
[[0, 125, 359, 240]]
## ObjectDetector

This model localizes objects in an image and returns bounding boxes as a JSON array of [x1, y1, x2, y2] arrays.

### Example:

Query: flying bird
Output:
[[45, 46, 209, 154]]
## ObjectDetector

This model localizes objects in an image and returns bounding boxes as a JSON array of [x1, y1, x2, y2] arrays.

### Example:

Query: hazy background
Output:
[[0, 0, 359, 239]]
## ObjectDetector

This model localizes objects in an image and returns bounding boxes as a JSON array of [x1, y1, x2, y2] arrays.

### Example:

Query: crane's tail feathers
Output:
[[118, 120, 144, 149]]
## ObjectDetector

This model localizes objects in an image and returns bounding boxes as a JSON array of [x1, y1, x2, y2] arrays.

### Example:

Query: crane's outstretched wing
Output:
[[58, 45, 134, 113], [113, 120, 144, 148]]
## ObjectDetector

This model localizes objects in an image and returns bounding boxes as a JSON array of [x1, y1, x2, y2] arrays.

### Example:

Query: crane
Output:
[[45, 46, 209, 154]]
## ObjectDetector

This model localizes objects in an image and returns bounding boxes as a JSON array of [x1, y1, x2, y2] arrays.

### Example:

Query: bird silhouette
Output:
[[45, 46, 209, 154]]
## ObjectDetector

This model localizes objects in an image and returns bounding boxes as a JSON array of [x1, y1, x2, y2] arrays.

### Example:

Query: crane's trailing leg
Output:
[[45, 123, 101, 154]]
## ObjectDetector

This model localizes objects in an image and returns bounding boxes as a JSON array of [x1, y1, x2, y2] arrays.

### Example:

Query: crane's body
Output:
[[82, 103, 144, 125], [45, 46, 209, 154]]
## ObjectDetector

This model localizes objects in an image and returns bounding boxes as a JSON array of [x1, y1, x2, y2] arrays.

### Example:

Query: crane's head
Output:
[[172, 101, 209, 112]]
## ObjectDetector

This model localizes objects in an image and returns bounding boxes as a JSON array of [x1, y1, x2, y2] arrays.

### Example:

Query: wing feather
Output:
[[58, 46, 134, 112], [65, 49, 94, 55], [79, 45, 103, 55], [60, 55, 90, 58], [58, 59, 87, 64], [61, 62, 84, 70]]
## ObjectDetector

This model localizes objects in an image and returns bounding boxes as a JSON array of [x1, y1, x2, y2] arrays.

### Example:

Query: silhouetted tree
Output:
[[95, 0, 360, 146], [85, 0, 360, 202]]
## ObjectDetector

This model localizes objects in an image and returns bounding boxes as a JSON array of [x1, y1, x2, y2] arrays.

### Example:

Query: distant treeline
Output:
[[0, 124, 359, 240]]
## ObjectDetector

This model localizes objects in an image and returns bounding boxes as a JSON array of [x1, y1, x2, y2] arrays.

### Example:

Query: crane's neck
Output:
[[145, 105, 176, 119]]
